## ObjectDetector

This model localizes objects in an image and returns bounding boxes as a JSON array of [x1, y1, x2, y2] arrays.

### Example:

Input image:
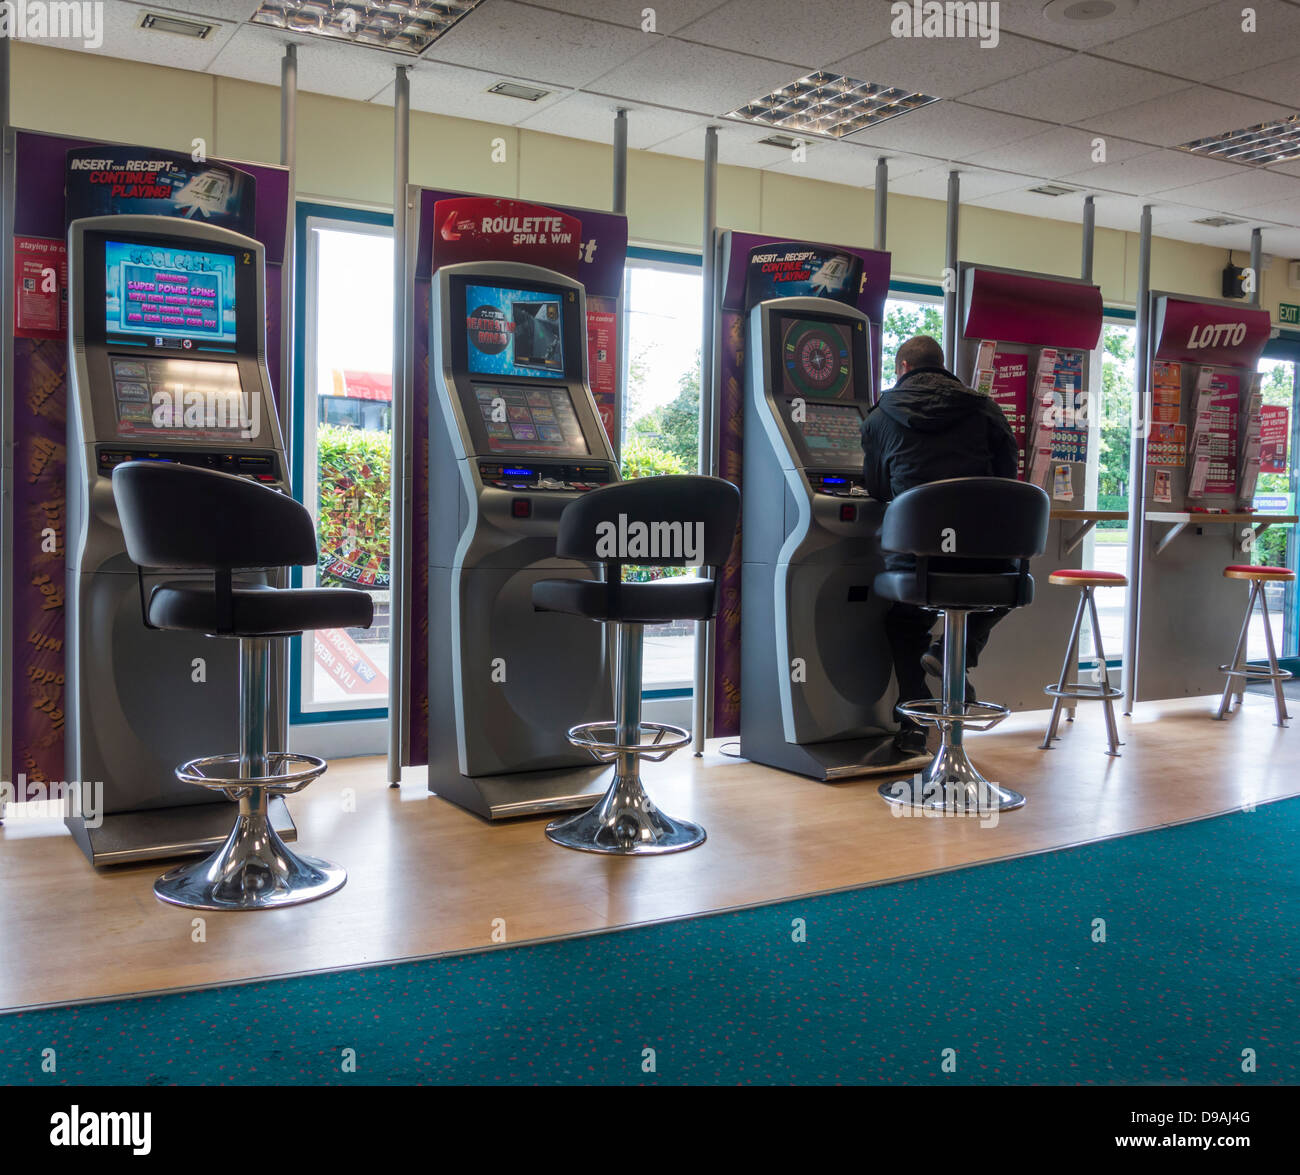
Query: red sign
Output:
[[963, 268, 1103, 351], [1261, 404, 1289, 473], [14, 236, 66, 339], [432, 197, 582, 278], [329, 369, 392, 401], [1154, 297, 1271, 368]]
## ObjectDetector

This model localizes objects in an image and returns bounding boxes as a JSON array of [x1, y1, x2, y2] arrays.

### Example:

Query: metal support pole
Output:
[[275, 43, 297, 759], [1081, 195, 1095, 283], [692, 127, 719, 756], [612, 109, 628, 215], [874, 157, 888, 252], [1121, 205, 1152, 711], [943, 170, 959, 370], [0, 37, 12, 794], [1249, 226, 1262, 309], [387, 66, 411, 786]]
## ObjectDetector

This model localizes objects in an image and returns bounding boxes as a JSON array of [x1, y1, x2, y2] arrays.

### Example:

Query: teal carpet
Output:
[[3, 799, 1298, 1086]]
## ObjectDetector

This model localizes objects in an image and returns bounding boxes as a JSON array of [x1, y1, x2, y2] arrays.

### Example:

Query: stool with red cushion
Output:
[[1041, 569, 1127, 756], [1217, 564, 1294, 726]]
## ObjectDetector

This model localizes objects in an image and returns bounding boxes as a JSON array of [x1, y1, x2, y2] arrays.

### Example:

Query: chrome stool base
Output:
[[154, 813, 345, 911], [879, 739, 1025, 813], [548, 621, 703, 856], [545, 768, 705, 855]]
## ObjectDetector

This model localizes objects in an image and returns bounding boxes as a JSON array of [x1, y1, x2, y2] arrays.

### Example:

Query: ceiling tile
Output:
[[1156, 168, 1300, 213], [647, 121, 792, 167], [1216, 58, 1300, 107], [841, 101, 1049, 160], [71, 0, 237, 70], [519, 0, 728, 35], [1231, 196, 1300, 225], [965, 187, 1111, 229], [671, 0, 894, 67], [1058, 148, 1245, 196], [762, 141, 931, 187], [206, 22, 402, 98], [996, 0, 1221, 50], [1091, 0, 1300, 81], [1074, 86, 1297, 149], [962, 53, 1187, 124], [391, 61, 568, 123], [516, 92, 711, 148], [1266, 158, 1300, 178], [960, 128, 1149, 180], [829, 31, 1071, 100], [888, 165, 1033, 204], [425, 0, 649, 88], [583, 38, 805, 115], [146, 1, 263, 17]]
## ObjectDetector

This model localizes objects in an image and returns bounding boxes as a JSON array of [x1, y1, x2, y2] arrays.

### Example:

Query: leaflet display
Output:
[[465, 283, 565, 379], [104, 239, 237, 347], [474, 383, 589, 457]]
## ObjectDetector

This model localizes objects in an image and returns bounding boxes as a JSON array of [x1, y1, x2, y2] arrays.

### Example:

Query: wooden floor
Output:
[[2, 692, 1297, 1012]]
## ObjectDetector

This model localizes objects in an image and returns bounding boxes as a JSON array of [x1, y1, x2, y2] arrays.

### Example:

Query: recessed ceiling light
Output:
[[139, 12, 215, 38], [1027, 183, 1079, 196], [1179, 114, 1300, 165], [487, 81, 551, 102], [725, 71, 939, 141], [250, 0, 484, 56], [1193, 216, 1247, 227], [1043, 0, 1137, 24]]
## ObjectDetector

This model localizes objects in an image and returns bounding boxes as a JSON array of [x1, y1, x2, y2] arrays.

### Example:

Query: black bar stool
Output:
[[113, 461, 373, 910], [532, 475, 740, 855], [1217, 563, 1294, 726], [874, 477, 1049, 813]]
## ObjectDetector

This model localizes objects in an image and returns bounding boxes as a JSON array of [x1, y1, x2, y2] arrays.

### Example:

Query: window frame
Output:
[[291, 201, 394, 725]]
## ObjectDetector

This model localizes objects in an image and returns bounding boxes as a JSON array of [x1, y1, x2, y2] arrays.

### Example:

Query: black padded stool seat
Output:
[[533, 574, 717, 624], [530, 474, 740, 856], [874, 476, 1048, 815], [875, 567, 1034, 610], [112, 459, 373, 912], [149, 581, 374, 637]]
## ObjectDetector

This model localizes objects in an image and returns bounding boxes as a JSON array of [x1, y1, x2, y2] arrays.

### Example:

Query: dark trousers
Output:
[[886, 603, 1009, 727]]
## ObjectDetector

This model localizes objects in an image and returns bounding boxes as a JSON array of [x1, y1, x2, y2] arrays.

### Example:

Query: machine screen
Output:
[[111, 357, 250, 441], [465, 284, 565, 379], [777, 316, 856, 399], [475, 384, 589, 456], [794, 401, 865, 468], [104, 240, 237, 348]]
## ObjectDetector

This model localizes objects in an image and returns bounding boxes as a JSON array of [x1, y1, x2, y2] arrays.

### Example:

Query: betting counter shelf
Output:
[[1049, 509, 1128, 556], [1144, 512, 1299, 558]]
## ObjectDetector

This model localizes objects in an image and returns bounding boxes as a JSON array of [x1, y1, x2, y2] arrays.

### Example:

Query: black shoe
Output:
[[892, 726, 928, 758], [921, 648, 976, 703]]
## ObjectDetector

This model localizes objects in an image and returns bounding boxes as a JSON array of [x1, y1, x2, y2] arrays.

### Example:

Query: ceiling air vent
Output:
[[758, 133, 808, 150], [139, 12, 215, 38], [1027, 184, 1079, 196], [487, 81, 551, 102], [1193, 216, 1247, 228]]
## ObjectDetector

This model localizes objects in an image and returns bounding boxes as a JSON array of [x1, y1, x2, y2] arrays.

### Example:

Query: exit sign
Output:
[[1281, 302, 1300, 325]]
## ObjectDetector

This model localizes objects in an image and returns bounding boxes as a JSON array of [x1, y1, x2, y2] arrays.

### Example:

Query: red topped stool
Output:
[[1041, 569, 1127, 756], [1217, 564, 1294, 726]]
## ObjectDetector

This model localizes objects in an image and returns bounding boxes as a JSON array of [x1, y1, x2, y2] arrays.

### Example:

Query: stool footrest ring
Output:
[[1044, 682, 1124, 702], [1219, 664, 1293, 683], [175, 751, 328, 799], [566, 721, 691, 763], [896, 698, 1010, 732]]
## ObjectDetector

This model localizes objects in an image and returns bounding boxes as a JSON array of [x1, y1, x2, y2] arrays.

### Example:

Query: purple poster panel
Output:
[[963, 267, 1102, 351], [6, 130, 289, 787]]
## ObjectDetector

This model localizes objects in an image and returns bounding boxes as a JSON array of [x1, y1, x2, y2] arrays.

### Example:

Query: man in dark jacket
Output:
[[862, 335, 1019, 756]]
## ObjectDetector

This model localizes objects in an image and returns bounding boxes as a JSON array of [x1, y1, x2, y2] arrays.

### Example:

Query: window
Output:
[[879, 295, 944, 388], [1249, 357, 1295, 660], [620, 256, 704, 690], [299, 215, 394, 714]]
